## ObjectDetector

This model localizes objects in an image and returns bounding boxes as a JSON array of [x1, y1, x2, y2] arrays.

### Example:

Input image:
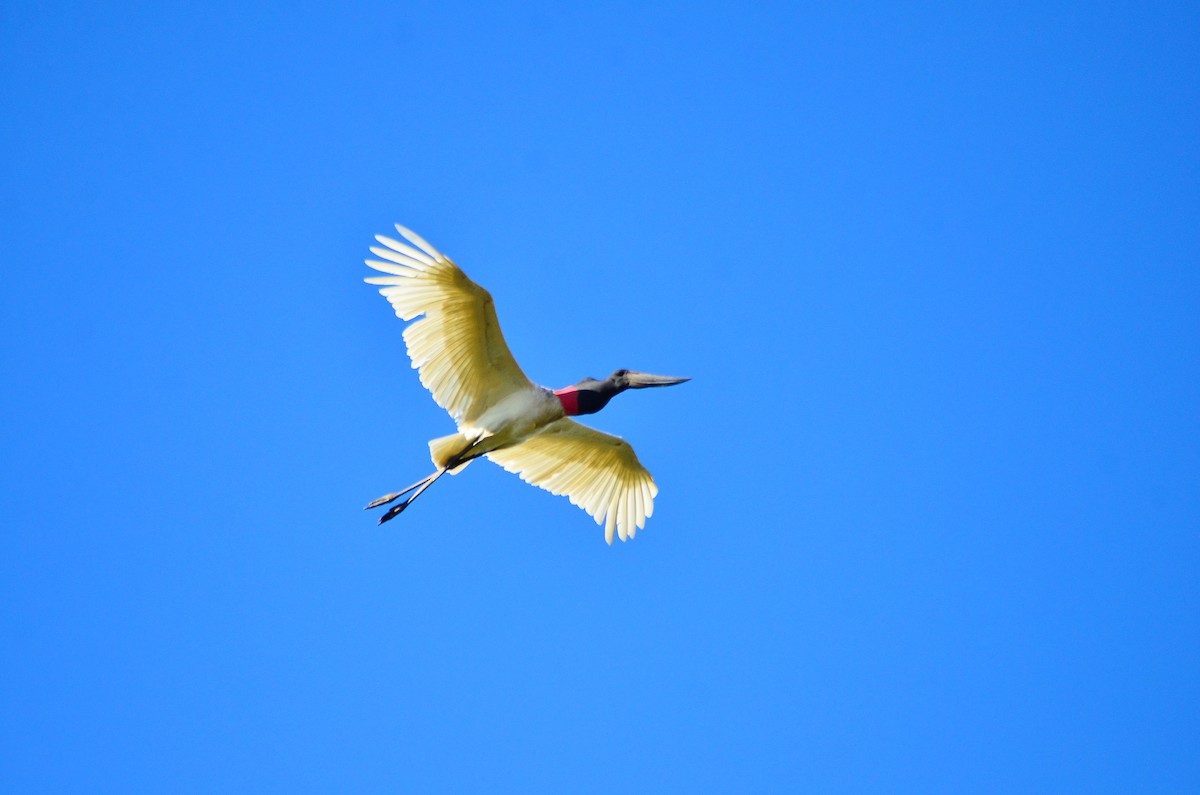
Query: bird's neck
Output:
[[554, 384, 619, 416], [553, 387, 581, 416]]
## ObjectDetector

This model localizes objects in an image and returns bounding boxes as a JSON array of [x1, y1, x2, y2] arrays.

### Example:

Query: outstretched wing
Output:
[[365, 225, 533, 425], [485, 418, 659, 544]]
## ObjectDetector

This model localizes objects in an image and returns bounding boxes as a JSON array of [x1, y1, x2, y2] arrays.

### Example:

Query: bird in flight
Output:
[[362, 225, 689, 543]]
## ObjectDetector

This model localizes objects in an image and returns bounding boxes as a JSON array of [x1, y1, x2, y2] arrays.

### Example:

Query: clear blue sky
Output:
[[2, 2, 1197, 791]]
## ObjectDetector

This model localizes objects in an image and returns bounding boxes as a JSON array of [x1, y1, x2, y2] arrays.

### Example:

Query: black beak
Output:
[[624, 371, 691, 389]]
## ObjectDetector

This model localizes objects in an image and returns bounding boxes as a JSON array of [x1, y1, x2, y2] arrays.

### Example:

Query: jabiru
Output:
[[362, 225, 689, 543]]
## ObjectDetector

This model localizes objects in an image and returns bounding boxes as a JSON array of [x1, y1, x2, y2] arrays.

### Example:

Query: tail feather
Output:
[[428, 432, 473, 474]]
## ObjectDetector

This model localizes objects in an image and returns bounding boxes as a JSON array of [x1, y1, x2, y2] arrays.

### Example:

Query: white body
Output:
[[461, 385, 565, 451]]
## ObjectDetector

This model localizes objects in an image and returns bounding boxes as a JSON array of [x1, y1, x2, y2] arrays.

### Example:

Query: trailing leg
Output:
[[374, 467, 447, 524], [365, 436, 494, 525], [364, 473, 438, 510]]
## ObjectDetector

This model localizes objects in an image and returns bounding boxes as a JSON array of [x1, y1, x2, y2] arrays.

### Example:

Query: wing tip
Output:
[[393, 224, 442, 260]]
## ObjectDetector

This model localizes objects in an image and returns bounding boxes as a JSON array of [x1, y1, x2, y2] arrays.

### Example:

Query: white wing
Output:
[[485, 418, 658, 544], [365, 225, 533, 425]]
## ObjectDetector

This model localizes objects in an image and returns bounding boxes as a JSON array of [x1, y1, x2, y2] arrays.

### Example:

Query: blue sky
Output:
[[2, 1, 1197, 791]]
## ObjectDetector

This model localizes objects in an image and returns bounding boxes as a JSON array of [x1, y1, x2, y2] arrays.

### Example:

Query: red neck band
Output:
[[553, 387, 580, 416]]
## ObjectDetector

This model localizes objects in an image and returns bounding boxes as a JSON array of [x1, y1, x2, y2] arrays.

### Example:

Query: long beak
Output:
[[624, 371, 691, 388]]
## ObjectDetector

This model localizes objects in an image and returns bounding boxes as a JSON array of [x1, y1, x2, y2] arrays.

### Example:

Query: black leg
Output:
[[367, 468, 448, 523]]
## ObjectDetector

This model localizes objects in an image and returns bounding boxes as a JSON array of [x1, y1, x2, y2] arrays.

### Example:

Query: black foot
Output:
[[378, 500, 411, 524]]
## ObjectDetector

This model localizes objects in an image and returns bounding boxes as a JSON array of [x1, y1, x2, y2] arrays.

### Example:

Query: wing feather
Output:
[[373, 235, 437, 266], [365, 225, 532, 424], [486, 418, 658, 544], [369, 246, 431, 270]]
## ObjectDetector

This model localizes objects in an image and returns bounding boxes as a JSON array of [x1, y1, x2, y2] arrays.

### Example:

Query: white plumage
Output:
[[486, 419, 658, 542], [365, 225, 672, 543]]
